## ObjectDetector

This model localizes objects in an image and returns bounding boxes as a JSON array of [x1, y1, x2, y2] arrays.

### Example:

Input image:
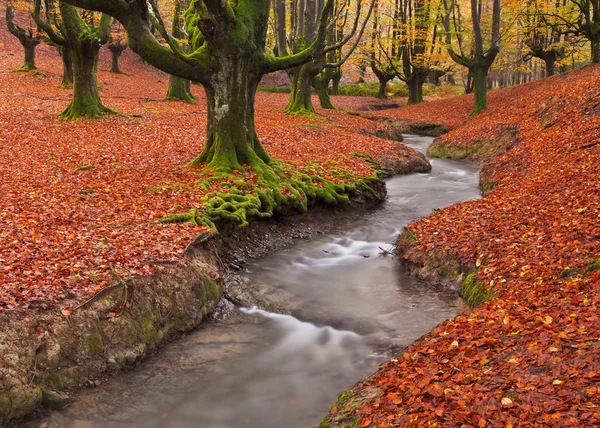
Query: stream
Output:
[[21, 135, 481, 428]]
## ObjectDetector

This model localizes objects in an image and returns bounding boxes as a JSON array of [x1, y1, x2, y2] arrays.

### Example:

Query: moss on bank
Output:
[[160, 158, 389, 231]]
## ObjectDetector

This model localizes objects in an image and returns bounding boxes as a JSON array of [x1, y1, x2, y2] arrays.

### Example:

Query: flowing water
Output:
[[21, 135, 481, 428]]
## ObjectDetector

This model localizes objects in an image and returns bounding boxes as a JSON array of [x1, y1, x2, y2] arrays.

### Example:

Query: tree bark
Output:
[[61, 43, 113, 119], [108, 42, 127, 73], [190, 59, 269, 170], [472, 66, 489, 115], [60, 47, 74, 86], [331, 69, 342, 95], [407, 75, 425, 105], [592, 37, 600, 64], [166, 75, 195, 103], [285, 62, 320, 114], [6, 5, 41, 71]]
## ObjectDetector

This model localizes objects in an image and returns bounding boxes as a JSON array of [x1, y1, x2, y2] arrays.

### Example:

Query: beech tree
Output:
[[443, 0, 501, 114], [279, 0, 374, 113], [33, 0, 115, 118], [150, 0, 196, 102], [59, 0, 357, 171], [5, 1, 41, 71], [370, 0, 396, 99], [520, 0, 569, 76]]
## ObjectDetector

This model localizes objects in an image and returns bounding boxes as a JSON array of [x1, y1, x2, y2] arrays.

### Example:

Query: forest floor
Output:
[[0, 28, 428, 313], [324, 66, 600, 426]]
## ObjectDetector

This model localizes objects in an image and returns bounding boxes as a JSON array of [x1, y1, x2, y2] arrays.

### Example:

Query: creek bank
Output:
[[0, 148, 430, 426]]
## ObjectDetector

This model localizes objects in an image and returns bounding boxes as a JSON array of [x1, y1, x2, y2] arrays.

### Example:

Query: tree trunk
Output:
[[377, 79, 389, 99], [472, 66, 489, 115], [545, 56, 556, 77], [285, 63, 319, 114], [109, 46, 126, 73], [331, 69, 342, 95], [592, 37, 600, 63], [60, 47, 73, 87], [21, 42, 37, 71], [189, 59, 269, 171], [407, 75, 425, 105], [166, 74, 195, 103], [61, 45, 113, 119]]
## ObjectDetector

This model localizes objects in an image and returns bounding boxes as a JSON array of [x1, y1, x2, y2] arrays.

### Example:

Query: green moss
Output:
[[75, 165, 96, 172], [404, 227, 417, 243], [558, 267, 581, 279], [427, 141, 480, 159], [460, 273, 494, 308], [586, 259, 600, 272], [160, 158, 380, 231], [140, 312, 160, 347], [85, 333, 103, 353]]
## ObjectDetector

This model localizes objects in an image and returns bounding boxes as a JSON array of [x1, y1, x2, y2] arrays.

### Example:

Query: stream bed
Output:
[[21, 135, 481, 428]]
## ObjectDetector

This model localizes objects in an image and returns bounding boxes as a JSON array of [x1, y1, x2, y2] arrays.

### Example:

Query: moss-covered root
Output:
[[60, 101, 118, 120], [160, 158, 364, 230]]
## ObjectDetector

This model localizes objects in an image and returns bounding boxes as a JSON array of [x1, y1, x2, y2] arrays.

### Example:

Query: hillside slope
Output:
[[323, 66, 600, 427]]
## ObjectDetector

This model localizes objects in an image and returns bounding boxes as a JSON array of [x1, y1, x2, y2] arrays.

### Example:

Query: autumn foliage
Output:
[[0, 25, 421, 311], [333, 66, 600, 426]]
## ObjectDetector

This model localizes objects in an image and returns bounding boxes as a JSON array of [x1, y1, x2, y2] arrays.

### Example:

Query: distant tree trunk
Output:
[[108, 40, 127, 73], [465, 69, 474, 94], [286, 62, 320, 114], [407, 74, 425, 104], [166, 74, 195, 103], [472, 66, 489, 114], [331, 69, 342, 94], [6, 5, 41, 71], [59, 46, 73, 86], [58, 4, 114, 119], [316, 66, 335, 109], [592, 37, 600, 63]]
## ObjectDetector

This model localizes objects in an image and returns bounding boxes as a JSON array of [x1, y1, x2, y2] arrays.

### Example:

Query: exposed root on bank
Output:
[[160, 158, 383, 231], [60, 102, 119, 120]]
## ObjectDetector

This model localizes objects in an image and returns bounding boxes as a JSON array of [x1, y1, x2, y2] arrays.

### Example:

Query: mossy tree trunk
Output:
[[166, 74, 195, 102], [61, 0, 337, 169], [6, 5, 41, 71], [406, 73, 426, 105], [316, 55, 335, 110], [443, 0, 500, 115], [163, 1, 195, 103], [189, 59, 269, 171], [471, 65, 490, 115], [285, 61, 321, 114], [59, 46, 73, 86], [59, 3, 114, 119], [62, 42, 112, 119], [331, 69, 342, 95], [33, 0, 114, 119], [108, 40, 127, 73]]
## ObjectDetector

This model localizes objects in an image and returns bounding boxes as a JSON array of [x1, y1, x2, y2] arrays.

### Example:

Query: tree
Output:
[[59, 0, 347, 167], [443, 0, 501, 114], [552, 0, 600, 63], [281, 0, 374, 113], [521, 0, 567, 76], [5, 1, 42, 71], [370, 0, 396, 99], [33, 0, 115, 118], [152, 0, 196, 102], [108, 23, 127, 73]]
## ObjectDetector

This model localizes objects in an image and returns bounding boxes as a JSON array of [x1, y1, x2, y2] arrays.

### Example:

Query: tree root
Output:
[[159, 159, 383, 231]]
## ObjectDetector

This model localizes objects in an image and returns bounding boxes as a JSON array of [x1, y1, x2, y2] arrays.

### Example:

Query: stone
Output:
[[42, 390, 70, 410]]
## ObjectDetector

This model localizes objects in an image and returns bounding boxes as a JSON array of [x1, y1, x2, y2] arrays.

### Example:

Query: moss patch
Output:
[[460, 273, 495, 307]]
